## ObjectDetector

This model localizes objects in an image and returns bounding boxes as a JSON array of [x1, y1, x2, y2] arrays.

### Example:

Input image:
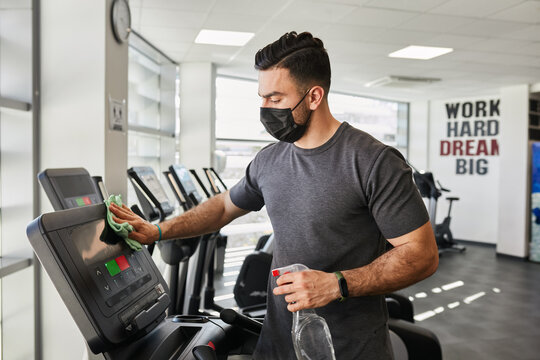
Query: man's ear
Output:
[[308, 86, 325, 110]]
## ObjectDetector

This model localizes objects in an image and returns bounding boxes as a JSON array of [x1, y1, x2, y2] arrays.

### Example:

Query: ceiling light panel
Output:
[[195, 29, 254, 46], [388, 45, 454, 60]]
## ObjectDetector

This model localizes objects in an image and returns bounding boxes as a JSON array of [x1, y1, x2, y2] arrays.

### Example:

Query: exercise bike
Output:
[[410, 165, 466, 255]]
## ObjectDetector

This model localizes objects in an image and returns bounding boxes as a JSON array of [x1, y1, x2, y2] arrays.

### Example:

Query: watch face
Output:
[[112, 0, 131, 43]]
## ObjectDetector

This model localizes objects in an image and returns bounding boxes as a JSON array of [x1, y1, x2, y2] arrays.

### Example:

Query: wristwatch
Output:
[[334, 271, 349, 302]]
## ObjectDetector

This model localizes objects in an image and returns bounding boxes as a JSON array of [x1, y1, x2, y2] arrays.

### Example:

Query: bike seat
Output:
[[446, 197, 459, 201]]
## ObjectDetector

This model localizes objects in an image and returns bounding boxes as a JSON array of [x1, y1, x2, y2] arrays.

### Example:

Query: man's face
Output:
[[258, 68, 311, 125]]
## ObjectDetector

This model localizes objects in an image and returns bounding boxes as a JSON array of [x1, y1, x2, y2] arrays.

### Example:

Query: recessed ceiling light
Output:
[[195, 29, 254, 47], [388, 45, 453, 60]]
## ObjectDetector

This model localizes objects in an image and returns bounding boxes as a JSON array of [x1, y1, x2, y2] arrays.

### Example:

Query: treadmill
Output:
[[153, 164, 223, 315], [188, 168, 230, 275], [165, 165, 228, 315], [127, 166, 201, 315], [39, 167, 197, 317], [27, 204, 255, 360], [194, 168, 271, 316]]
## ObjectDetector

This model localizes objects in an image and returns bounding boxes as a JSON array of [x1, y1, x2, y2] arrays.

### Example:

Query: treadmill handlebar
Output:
[[130, 204, 146, 219], [220, 308, 262, 335]]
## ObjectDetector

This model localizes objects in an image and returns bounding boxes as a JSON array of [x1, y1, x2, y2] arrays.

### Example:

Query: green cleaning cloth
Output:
[[104, 194, 142, 251]]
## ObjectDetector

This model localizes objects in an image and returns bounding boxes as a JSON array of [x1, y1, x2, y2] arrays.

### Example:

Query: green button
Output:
[[75, 198, 85, 207], [105, 259, 121, 276]]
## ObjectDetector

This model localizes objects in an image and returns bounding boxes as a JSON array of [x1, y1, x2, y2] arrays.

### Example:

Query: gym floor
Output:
[[401, 243, 540, 360], [215, 243, 540, 359]]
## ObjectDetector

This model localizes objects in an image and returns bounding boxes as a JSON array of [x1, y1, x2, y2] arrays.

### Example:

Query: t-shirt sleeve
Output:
[[365, 147, 429, 239], [229, 158, 265, 212]]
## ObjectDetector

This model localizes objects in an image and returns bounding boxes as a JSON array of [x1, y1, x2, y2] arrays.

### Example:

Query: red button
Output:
[[83, 196, 92, 205], [272, 270, 280, 277], [115, 255, 130, 271], [207, 341, 215, 350]]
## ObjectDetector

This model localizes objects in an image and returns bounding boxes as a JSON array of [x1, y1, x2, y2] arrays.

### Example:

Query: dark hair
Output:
[[255, 32, 331, 96]]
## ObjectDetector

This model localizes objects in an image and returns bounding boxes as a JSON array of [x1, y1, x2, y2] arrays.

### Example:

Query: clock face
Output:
[[112, 0, 131, 43]]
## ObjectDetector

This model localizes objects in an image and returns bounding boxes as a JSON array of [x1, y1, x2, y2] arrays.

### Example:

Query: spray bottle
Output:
[[272, 264, 337, 360]]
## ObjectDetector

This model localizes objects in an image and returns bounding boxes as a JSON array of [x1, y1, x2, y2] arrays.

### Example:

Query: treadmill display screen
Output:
[[53, 175, 100, 207], [175, 166, 197, 195], [69, 218, 151, 307], [141, 173, 169, 205], [72, 220, 124, 266]]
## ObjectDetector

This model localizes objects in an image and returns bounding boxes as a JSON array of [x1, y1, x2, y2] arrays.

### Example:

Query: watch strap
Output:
[[334, 271, 349, 302]]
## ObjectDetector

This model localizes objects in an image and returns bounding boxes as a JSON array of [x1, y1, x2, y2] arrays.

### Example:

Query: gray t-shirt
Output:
[[230, 122, 429, 359]]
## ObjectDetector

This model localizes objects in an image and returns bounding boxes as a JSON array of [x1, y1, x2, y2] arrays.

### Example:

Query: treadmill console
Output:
[[128, 167, 174, 220], [203, 168, 227, 195], [27, 205, 170, 354], [169, 164, 203, 206], [39, 168, 103, 211]]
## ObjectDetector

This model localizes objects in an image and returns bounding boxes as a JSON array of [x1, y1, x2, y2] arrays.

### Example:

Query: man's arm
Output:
[[109, 190, 249, 244], [274, 221, 438, 312]]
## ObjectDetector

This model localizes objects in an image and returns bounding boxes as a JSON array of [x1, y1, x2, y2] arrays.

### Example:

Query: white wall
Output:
[[40, 0, 128, 358], [497, 85, 530, 257], [40, 1, 105, 357], [428, 95, 500, 244], [178, 62, 216, 170], [408, 101, 430, 171], [417, 86, 532, 257]]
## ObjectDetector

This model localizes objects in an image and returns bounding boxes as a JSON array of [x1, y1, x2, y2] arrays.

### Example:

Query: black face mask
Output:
[[260, 90, 312, 143]]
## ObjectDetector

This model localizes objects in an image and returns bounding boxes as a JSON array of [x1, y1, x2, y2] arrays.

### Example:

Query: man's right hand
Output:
[[109, 202, 159, 245]]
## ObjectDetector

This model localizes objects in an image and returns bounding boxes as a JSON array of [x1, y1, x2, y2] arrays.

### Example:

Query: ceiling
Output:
[[130, 0, 540, 101]]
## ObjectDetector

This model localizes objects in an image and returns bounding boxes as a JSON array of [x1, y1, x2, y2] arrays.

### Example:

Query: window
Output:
[[329, 92, 409, 157], [0, 4, 35, 359], [215, 77, 273, 247], [216, 76, 273, 142], [127, 38, 179, 207]]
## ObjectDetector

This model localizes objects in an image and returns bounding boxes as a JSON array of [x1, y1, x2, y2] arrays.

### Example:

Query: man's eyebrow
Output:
[[258, 91, 285, 98]]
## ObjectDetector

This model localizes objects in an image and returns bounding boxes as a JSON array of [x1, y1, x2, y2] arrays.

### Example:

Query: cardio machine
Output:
[[127, 166, 208, 315], [411, 166, 466, 254], [200, 168, 273, 313], [174, 166, 272, 315], [130, 165, 226, 316], [39, 167, 200, 316], [27, 203, 261, 360]]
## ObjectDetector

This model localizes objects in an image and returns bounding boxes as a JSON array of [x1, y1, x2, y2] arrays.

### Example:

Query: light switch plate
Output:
[[109, 97, 126, 132]]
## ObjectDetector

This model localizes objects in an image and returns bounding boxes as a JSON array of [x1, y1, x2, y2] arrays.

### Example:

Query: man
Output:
[[110, 31, 438, 359]]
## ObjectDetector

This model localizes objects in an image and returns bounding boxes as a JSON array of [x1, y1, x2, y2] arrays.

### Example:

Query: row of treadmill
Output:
[[28, 164, 443, 359]]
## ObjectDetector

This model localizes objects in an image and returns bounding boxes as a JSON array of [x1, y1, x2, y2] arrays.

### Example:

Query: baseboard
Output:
[[454, 239, 496, 248], [495, 252, 529, 262], [454, 240, 535, 262]]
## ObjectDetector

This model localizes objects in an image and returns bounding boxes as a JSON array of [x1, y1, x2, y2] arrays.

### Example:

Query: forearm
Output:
[[343, 231, 438, 297], [160, 193, 232, 240]]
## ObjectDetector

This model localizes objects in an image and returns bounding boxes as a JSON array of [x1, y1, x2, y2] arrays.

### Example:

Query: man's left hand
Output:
[[273, 270, 341, 312]]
